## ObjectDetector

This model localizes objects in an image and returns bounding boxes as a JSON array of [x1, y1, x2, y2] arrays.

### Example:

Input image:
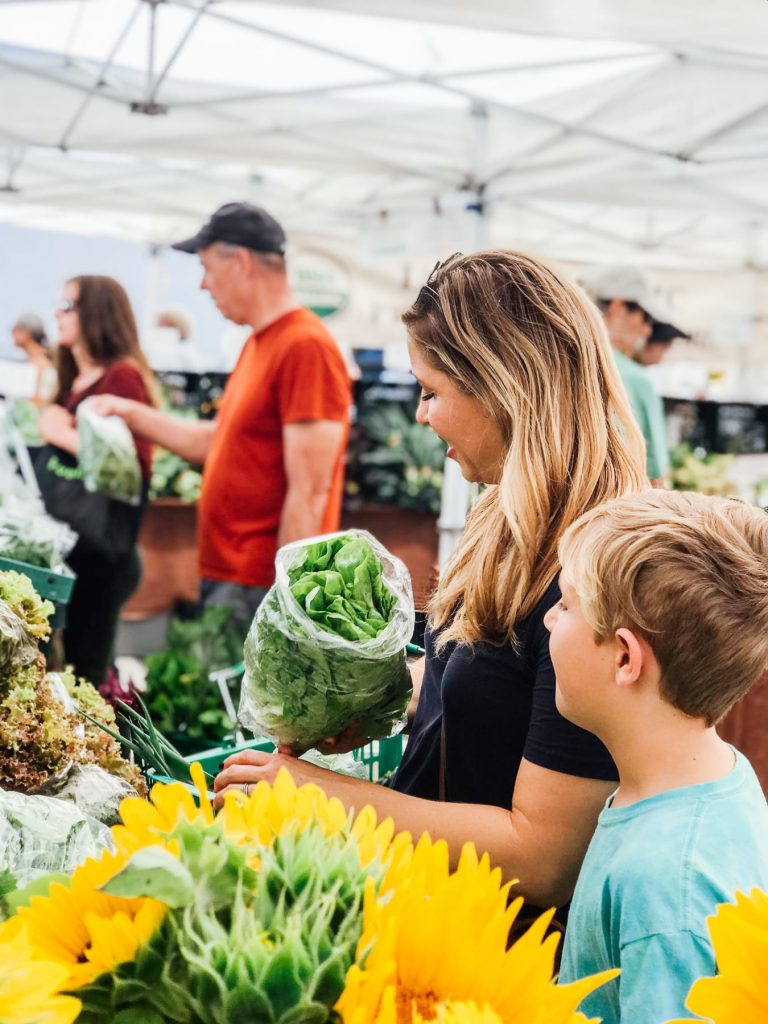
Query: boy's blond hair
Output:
[[559, 490, 768, 726]]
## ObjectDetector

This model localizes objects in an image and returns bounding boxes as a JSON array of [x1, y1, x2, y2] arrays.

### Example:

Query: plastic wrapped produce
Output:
[[0, 788, 113, 888], [76, 398, 142, 505], [51, 763, 138, 826], [0, 571, 54, 643], [240, 531, 414, 751], [299, 748, 370, 781], [0, 496, 77, 570], [0, 599, 38, 678]]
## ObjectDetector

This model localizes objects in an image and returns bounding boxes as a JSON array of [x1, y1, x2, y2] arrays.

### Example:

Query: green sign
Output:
[[290, 248, 350, 319]]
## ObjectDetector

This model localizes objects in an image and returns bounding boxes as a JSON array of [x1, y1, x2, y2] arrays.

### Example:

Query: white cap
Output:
[[582, 266, 687, 338]]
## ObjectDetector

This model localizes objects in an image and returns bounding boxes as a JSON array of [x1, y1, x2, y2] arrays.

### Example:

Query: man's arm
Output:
[[86, 395, 216, 466], [277, 419, 346, 547]]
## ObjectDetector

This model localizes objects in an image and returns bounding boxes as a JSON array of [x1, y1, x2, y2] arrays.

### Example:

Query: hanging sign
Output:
[[289, 247, 350, 319]]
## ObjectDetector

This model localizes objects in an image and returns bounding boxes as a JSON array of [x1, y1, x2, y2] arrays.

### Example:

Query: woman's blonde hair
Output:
[[402, 249, 647, 648]]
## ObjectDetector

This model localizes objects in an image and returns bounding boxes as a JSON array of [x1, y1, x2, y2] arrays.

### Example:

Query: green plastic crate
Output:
[[0, 556, 76, 629], [185, 732, 405, 783]]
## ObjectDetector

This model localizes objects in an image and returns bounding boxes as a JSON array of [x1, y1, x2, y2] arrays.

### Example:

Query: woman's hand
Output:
[[39, 404, 77, 453], [212, 748, 334, 809]]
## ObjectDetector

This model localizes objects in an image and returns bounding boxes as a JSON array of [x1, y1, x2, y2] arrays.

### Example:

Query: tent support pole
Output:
[[58, 0, 144, 149]]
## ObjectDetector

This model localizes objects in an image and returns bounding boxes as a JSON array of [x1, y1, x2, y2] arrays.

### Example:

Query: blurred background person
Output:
[[585, 267, 687, 488], [11, 312, 55, 405], [38, 275, 158, 686], [635, 319, 691, 367], [145, 307, 203, 372]]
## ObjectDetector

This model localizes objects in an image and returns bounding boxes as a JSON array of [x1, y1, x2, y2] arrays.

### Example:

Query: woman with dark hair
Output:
[[39, 275, 158, 686]]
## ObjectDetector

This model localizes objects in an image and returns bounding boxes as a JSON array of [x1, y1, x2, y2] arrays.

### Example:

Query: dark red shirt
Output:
[[64, 360, 153, 481]]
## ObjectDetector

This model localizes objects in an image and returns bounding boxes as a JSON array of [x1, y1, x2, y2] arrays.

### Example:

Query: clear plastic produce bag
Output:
[[0, 497, 77, 570], [0, 788, 113, 888], [77, 398, 142, 505], [239, 530, 414, 751], [0, 598, 38, 675]]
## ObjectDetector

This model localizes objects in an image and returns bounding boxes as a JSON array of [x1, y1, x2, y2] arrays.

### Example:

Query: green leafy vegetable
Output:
[[77, 399, 142, 504], [143, 606, 245, 745], [149, 448, 202, 503], [240, 531, 414, 751], [0, 570, 53, 643]]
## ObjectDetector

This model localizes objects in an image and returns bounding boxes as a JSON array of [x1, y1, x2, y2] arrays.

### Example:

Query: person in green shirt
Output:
[[635, 319, 690, 367], [585, 267, 686, 487]]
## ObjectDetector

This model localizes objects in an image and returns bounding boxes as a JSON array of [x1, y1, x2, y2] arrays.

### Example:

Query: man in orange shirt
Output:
[[91, 202, 350, 622]]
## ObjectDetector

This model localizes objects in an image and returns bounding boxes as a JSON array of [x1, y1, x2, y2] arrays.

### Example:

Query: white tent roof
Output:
[[1, 0, 767, 269]]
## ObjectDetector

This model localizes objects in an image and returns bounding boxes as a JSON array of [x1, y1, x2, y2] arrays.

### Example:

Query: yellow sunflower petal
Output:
[[0, 924, 81, 1024], [336, 831, 615, 1024], [189, 761, 215, 823], [680, 888, 768, 1024], [13, 846, 166, 989]]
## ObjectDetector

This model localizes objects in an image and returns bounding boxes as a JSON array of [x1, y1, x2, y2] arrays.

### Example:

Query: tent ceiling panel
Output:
[[267, 0, 768, 57], [0, 0, 767, 269]]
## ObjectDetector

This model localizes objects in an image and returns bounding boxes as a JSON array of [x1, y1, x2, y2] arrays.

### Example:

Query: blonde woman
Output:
[[214, 250, 647, 909]]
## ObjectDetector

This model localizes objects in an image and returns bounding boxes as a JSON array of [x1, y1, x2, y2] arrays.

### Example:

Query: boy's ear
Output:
[[613, 627, 646, 688]]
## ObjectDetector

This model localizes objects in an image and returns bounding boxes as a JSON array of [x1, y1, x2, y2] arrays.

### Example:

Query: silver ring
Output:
[[240, 782, 251, 797]]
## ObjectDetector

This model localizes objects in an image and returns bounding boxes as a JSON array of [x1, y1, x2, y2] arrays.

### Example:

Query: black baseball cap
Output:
[[172, 202, 286, 255], [650, 320, 691, 343]]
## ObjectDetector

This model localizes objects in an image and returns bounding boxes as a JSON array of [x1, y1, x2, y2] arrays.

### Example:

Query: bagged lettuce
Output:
[[239, 530, 414, 750], [77, 398, 142, 505]]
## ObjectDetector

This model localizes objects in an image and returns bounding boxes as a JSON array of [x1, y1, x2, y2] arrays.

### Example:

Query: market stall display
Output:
[[0, 567, 148, 908], [149, 448, 202, 503]]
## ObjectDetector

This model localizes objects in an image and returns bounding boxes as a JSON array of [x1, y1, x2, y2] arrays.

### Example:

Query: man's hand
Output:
[[85, 394, 138, 424]]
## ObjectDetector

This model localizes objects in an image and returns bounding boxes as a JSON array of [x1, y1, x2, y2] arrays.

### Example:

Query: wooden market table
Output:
[[122, 498, 199, 620]]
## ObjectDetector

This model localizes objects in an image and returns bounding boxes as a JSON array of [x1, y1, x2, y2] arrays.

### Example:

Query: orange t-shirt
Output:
[[198, 308, 351, 587]]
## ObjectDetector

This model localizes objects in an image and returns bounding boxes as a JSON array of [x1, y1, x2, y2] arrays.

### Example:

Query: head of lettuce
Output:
[[239, 531, 415, 752]]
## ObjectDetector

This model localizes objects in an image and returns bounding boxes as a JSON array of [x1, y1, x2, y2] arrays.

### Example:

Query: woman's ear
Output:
[[613, 627, 646, 688]]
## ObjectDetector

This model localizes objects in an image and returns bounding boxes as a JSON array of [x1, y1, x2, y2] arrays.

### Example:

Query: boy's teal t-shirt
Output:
[[559, 751, 768, 1024]]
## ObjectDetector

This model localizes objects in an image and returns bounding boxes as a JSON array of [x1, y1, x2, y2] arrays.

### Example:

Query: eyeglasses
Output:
[[415, 252, 463, 308], [56, 299, 77, 313]]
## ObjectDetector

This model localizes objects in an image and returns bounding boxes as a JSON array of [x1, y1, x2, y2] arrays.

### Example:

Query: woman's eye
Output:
[[420, 391, 434, 402], [557, 600, 567, 611]]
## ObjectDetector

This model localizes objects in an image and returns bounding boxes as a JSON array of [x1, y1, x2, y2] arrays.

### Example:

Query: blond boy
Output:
[[546, 490, 768, 1024]]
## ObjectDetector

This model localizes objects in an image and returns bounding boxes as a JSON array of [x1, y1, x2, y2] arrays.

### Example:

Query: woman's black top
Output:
[[392, 578, 617, 807]]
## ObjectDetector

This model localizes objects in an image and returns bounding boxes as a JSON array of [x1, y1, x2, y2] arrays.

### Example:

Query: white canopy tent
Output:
[[0, 0, 767, 272]]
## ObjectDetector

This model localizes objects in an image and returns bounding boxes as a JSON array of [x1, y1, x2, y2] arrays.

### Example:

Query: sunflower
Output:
[[112, 761, 213, 853], [336, 836, 616, 1024], [0, 918, 81, 1024], [668, 887, 768, 1024], [3, 849, 166, 989], [219, 766, 411, 871]]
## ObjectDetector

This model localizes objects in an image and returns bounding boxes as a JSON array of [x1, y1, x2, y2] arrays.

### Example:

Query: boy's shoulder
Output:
[[593, 752, 768, 945]]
